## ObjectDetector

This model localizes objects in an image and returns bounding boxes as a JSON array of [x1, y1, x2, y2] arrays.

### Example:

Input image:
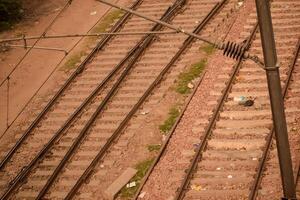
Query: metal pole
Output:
[[255, 0, 297, 199]]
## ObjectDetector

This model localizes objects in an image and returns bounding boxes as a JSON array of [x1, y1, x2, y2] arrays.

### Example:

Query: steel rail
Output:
[[0, 0, 143, 171], [97, 0, 216, 46], [64, 2, 229, 199], [248, 38, 300, 200], [0, 1, 144, 199], [296, 161, 299, 187], [1, 30, 144, 199], [174, 22, 259, 200], [0, 3, 116, 140], [132, 1, 228, 198], [34, 1, 186, 199], [97, 0, 265, 68]]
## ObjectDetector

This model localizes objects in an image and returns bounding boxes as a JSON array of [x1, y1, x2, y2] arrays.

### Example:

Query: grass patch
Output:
[[119, 159, 154, 199], [61, 10, 124, 71], [175, 59, 206, 94], [62, 51, 86, 71], [200, 44, 216, 55], [159, 107, 180, 134], [91, 9, 124, 34], [147, 144, 161, 152]]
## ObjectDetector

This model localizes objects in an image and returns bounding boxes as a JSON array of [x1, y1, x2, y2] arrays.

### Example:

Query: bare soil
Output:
[[0, 0, 126, 135]]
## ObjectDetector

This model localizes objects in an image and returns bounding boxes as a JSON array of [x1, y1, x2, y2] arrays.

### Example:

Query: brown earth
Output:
[[0, 0, 128, 135]]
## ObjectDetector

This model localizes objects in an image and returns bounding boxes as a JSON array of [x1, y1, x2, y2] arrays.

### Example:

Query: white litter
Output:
[[187, 83, 194, 89], [141, 110, 149, 115], [126, 181, 136, 188], [227, 175, 233, 179], [138, 192, 146, 198], [90, 11, 97, 15]]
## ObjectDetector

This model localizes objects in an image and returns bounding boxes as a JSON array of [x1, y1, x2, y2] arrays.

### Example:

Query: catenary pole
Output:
[[255, 0, 297, 199]]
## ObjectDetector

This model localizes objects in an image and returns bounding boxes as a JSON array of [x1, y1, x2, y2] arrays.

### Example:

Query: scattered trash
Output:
[[244, 99, 254, 107], [138, 192, 146, 198], [216, 167, 221, 171], [227, 175, 233, 179], [233, 96, 255, 107], [100, 164, 105, 168], [195, 21, 199, 24], [187, 83, 194, 89], [141, 110, 150, 115], [193, 143, 200, 149], [126, 181, 136, 188], [191, 184, 202, 191], [162, 135, 167, 141], [90, 11, 97, 15], [252, 157, 257, 161], [234, 96, 245, 102], [236, 0, 244, 8], [291, 127, 297, 131]]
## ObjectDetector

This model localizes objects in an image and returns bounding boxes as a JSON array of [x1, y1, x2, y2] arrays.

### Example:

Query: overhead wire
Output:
[[96, 0, 265, 66], [0, 0, 125, 139], [0, 0, 73, 88], [0, 31, 179, 43]]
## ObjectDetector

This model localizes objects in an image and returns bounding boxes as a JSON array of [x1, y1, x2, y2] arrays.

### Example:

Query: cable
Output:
[[0, 31, 179, 43], [6, 78, 10, 129], [0, 1, 117, 140], [96, 0, 266, 67], [5, 44, 68, 54], [0, 0, 73, 88]]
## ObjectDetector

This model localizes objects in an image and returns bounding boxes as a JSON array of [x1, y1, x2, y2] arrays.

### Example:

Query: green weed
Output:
[[175, 59, 206, 94], [147, 144, 161, 152], [61, 10, 123, 71], [119, 159, 154, 198], [200, 44, 216, 55], [159, 107, 180, 134]]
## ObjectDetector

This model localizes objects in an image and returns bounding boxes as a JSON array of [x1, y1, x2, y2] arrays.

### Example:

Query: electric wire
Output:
[[0, 1, 113, 140], [0, 31, 179, 43], [0, 0, 73, 88]]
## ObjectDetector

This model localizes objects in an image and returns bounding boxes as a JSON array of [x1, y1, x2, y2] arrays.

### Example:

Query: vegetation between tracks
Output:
[[147, 144, 161, 152], [159, 107, 180, 134], [200, 44, 216, 55], [175, 59, 206, 94], [119, 158, 154, 198], [61, 9, 124, 71]]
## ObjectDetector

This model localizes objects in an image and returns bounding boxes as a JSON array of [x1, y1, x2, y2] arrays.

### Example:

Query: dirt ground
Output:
[[0, 0, 127, 135]]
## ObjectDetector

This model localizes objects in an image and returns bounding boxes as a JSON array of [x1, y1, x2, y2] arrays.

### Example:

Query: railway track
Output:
[[250, 39, 300, 199], [134, 0, 300, 199], [0, 0, 179, 198], [0, 0, 143, 172], [1, 0, 299, 200], [72, 0, 241, 199], [174, 0, 300, 199], [0, 0, 242, 199]]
